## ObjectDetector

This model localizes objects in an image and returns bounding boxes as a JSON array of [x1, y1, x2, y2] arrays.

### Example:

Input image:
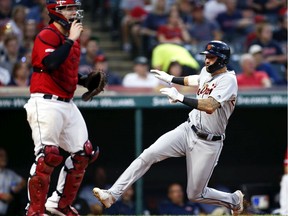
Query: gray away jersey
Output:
[[188, 67, 238, 135]]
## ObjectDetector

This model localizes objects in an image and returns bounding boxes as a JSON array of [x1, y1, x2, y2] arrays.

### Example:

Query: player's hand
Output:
[[68, 20, 83, 41], [150, 69, 174, 84], [160, 87, 184, 102]]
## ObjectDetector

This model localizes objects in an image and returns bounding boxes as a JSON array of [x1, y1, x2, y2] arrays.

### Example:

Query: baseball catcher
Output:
[[24, 0, 100, 215]]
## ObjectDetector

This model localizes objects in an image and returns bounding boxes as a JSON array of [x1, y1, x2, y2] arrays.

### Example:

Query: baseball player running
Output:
[[24, 0, 105, 215], [93, 40, 244, 215]]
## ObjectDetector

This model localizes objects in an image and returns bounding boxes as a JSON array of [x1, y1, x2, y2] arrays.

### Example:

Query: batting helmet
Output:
[[200, 40, 230, 73], [46, 0, 83, 30]]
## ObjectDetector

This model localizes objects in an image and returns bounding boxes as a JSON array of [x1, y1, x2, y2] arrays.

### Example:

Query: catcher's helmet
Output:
[[200, 40, 230, 73], [46, 0, 83, 30]]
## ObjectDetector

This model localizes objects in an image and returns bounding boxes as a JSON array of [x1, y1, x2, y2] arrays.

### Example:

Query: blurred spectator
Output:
[[0, 0, 13, 20], [26, 0, 48, 24], [15, 0, 37, 8], [137, 0, 169, 56], [21, 47, 32, 69], [167, 60, 183, 77], [78, 37, 103, 75], [0, 147, 26, 215], [249, 44, 287, 85], [122, 56, 160, 88], [173, 0, 193, 24], [79, 166, 110, 214], [156, 9, 190, 45], [119, 0, 147, 52], [151, 43, 199, 76], [0, 34, 24, 73], [8, 60, 31, 86], [203, 0, 227, 22], [0, 21, 7, 53], [93, 54, 122, 85], [273, 14, 287, 51], [79, 25, 92, 55], [187, 3, 222, 46], [158, 183, 200, 215], [0, 66, 10, 85], [8, 5, 27, 43], [23, 19, 37, 52], [247, 0, 286, 20], [36, 4, 49, 32], [216, 0, 254, 42], [244, 14, 268, 50], [236, 53, 272, 88], [104, 186, 136, 215], [249, 22, 287, 66]]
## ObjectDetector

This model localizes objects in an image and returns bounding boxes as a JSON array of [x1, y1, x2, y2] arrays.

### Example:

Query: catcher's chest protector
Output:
[[30, 24, 80, 97]]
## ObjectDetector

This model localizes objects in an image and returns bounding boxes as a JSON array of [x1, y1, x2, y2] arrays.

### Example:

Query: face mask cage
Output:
[[55, 4, 84, 23]]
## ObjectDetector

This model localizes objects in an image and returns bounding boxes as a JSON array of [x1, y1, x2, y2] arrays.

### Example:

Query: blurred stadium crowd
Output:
[[0, 0, 287, 88]]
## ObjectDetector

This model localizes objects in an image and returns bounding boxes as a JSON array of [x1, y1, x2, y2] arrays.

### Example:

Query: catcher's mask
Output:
[[46, 0, 83, 30], [200, 40, 230, 73]]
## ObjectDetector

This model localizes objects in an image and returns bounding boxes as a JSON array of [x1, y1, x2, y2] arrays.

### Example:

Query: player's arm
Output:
[[42, 39, 74, 70], [172, 76, 199, 86], [183, 97, 220, 114], [160, 87, 220, 114], [150, 69, 199, 86], [42, 20, 82, 71]]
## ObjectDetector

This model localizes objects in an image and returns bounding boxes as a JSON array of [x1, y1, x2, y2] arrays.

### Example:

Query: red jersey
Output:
[[30, 23, 80, 98], [236, 71, 269, 87], [157, 25, 183, 40]]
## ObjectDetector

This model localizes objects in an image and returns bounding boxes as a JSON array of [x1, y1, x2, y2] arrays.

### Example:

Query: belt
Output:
[[43, 94, 71, 103], [187, 118, 223, 141]]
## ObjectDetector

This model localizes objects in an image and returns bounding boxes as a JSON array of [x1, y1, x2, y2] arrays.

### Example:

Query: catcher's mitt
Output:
[[82, 69, 107, 101]]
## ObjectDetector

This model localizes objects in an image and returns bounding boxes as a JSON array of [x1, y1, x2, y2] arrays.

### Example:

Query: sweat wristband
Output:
[[182, 97, 198, 109], [172, 77, 185, 85]]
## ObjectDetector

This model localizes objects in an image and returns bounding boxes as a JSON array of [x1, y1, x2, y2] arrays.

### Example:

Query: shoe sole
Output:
[[92, 188, 111, 208]]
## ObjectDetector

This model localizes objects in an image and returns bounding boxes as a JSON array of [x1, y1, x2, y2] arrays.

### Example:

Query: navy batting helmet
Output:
[[200, 40, 230, 73], [46, 0, 83, 30]]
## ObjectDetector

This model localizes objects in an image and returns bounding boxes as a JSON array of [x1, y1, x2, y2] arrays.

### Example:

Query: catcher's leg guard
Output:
[[58, 140, 99, 209], [26, 145, 63, 215]]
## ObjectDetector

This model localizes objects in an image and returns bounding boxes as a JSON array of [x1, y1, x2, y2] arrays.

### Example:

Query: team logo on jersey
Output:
[[197, 83, 216, 96]]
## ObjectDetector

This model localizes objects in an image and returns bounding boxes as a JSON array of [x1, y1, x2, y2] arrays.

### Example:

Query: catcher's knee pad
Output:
[[58, 140, 99, 208], [27, 145, 63, 214]]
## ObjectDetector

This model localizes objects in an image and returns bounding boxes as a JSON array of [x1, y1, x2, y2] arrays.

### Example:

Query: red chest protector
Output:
[[30, 24, 80, 98]]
